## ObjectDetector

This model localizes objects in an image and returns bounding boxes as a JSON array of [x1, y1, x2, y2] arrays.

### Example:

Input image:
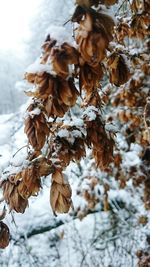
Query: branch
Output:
[[12, 209, 100, 241], [25, 219, 64, 239], [11, 201, 135, 241]]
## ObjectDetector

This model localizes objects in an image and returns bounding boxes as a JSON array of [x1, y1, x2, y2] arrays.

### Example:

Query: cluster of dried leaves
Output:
[[116, 0, 150, 41], [0, 157, 53, 213], [137, 249, 150, 267], [0, 0, 149, 252], [106, 0, 150, 212], [75, 175, 110, 220]]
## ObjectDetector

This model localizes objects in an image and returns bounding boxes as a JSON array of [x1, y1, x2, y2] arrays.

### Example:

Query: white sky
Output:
[[0, 0, 40, 52]]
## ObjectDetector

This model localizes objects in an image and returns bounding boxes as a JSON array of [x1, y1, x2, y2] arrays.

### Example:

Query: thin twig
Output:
[[115, 0, 128, 15], [63, 18, 71, 26], [12, 145, 29, 158]]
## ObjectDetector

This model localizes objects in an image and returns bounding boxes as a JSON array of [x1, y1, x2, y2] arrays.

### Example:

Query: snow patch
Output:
[[26, 58, 56, 76], [45, 25, 74, 46], [83, 106, 99, 121]]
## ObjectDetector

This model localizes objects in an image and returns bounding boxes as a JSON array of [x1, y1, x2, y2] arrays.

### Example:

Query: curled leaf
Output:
[[0, 222, 10, 249]]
